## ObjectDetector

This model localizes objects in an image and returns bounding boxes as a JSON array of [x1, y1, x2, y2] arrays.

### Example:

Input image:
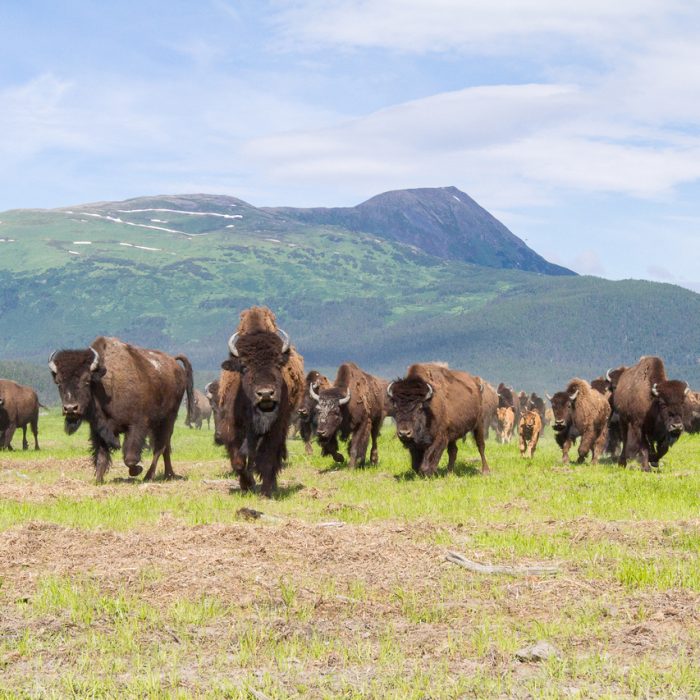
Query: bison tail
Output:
[[176, 354, 196, 425], [38, 402, 49, 410]]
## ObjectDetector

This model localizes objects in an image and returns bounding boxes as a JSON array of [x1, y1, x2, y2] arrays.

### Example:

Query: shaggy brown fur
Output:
[[0, 379, 42, 450], [216, 306, 305, 476], [49, 337, 194, 482], [495, 406, 515, 444], [298, 370, 331, 455], [518, 410, 542, 458], [549, 378, 610, 465], [388, 363, 489, 476], [684, 390, 700, 433], [314, 362, 386, 467], [614, 356, 687, 470]]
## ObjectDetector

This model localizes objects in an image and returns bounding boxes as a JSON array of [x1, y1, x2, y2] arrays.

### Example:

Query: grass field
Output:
[[1, 412, 700, 698]]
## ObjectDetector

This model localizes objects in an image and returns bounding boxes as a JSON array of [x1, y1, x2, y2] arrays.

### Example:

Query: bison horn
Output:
[[227, 332, 239, 357], [569, 389, 579, 402], [545, 393, 553, 401], [277, 328, 290, 353], [204, 382, 214, 399], [605, 368, 613, 382], [48, 350, 58, 374], [89, 347, 100, 372], [651, 383, 659, 397], [386, 381, 394, 398], [309, 383, 320, 402], [684, 383, 691, 396], [339, 389, 351, 406], [424, 383, 433, 401]]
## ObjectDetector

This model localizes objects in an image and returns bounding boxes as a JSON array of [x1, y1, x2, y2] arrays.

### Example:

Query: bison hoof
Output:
[[333, 453, 345, 464], [128, 464, 143, 477]]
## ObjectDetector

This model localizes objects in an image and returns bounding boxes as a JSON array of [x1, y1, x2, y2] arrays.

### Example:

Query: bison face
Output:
[[312, 386, 350, 441], [224, 330, 290, 434], [48, 347, 104, 434], [652, 381, 688, 440], [387, 377, 433, 446], [548, 391, 574, 432]]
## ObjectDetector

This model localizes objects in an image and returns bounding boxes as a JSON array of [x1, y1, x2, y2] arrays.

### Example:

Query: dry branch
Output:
[[445, 550, 560, 576]]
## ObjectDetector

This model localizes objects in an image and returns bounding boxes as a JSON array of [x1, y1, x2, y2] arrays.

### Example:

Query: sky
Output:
[[1, 0, 699, 291]]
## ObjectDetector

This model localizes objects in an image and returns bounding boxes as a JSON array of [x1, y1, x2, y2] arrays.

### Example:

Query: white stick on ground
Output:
[[445, 550, 560, 576]]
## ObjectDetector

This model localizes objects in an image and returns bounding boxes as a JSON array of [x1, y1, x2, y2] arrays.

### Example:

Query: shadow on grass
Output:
[[394, 461, 483, 482]]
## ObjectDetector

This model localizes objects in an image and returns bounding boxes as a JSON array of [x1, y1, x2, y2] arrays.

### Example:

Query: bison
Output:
[[387, 363, 489, 476], [0, 379, 43, 451], [48, 337, 194, 482], [214, 306, 304, 478], [298, 370, 331, 456], [527, 393, 547, 426], [547, 378, 610, 465], [495, 406, 515, 444], [518, 410, 542, 458], [311, 362, 386, 467], [220, 326, 297, 496], [479, 380, 499, 439], [204, 380, 221, 434], [613, 356, 688, 471], [185, 389, 213, 429], [684, 389, 700, 434]]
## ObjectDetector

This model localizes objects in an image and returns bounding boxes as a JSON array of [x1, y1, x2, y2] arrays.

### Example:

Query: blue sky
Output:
[[2, 1, 699, 290]]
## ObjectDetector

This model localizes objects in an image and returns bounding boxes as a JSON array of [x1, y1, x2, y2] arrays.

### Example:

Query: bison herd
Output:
[[1, 306, 698, 497]]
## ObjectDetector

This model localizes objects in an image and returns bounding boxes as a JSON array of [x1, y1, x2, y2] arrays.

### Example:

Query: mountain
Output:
[[270, 186, 574, 275], [0, 189, 699, 400]]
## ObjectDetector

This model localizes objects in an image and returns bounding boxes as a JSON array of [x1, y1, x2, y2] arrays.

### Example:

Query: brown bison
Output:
[[479, 380, 499, 439], [547, 378, 610, 464], [220, 327, 297, 496], [495, 406, 515, 444], [613, 356, 688, 470], [518, 410, 542, 458], [527, 393, 547, 426], [684, 390, 700, 433], [48, 337, 194, 482], [0, 379, 43, 451], [204, 380, 221, 434], [298, 370, 331, 456], [215, 306, 304, 478], [387, 363, 489, 476], [311, 362, 386, 467], [185, 389, 213, 429]]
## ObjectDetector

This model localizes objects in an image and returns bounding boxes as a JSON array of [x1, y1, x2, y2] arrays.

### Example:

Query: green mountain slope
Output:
[[0, 192, 698, 395], [271, 186, 574, 275]]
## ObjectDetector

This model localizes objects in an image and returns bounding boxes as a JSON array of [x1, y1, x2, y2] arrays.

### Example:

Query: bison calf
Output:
[[518, 410, 542, 458], [548, 379, 610, 465], [495, 406, 515, 444]]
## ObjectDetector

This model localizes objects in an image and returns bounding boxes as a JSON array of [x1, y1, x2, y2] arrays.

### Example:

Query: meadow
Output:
[[1, 412, 699, 698]]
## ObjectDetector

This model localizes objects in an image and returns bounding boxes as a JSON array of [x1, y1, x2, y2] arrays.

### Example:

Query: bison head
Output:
[[298, 371, 324, 420], [222, 329, 290, 434], [547, 390, 577, 432], [651, 380, 688, 440], [387, 376, 433, 445], [310, 383, 350, 441], [48, 347, 103, 434]]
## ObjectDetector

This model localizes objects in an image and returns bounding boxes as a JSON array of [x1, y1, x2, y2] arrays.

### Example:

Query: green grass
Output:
[[1, 414, 700, 697]]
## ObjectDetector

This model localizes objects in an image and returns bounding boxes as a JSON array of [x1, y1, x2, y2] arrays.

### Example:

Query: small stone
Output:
[[515, 640, 562, 662]]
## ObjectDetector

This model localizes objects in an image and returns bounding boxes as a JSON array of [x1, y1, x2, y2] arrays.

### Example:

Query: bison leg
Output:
[[249, 436, 283, 498], [446, 441, 458, 472], [122, 426, 149, 477], [529, 431, 540, 458], [473, 423, 490, 475], [408, 445, 423, 473], [31, 415, 40, 450], [4, 423, 16, 450], [369, 417, 381, 465], [591, 424, 607, 464], [21, 424, 28, 450], [90, 427, 113, 484], [618, 418, 630, 467], [518, 431, 526, 457], [420, 437, 447, 476], [577, 431, 595, 464], [321, 435, 345, 464], [349, 419, 371, 468]]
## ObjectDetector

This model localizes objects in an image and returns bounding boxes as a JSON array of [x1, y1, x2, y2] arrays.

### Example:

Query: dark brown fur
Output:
[[613, 356, 687, 470], [388, 363, 489, 476], [479, 379, 499, 439], [49, 337, 194, 482], [314, 362, 386, 467], [220, 330, 293, 496], [298, 370, 331, 456], [549, 378, 610, 465], [0, 379, 42, 450]]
